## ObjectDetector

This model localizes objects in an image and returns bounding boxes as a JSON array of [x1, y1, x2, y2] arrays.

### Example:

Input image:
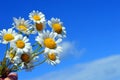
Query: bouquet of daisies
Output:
[[0, 10, 66, 78]]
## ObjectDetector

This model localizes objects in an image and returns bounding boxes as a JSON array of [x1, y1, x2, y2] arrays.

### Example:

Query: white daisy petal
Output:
[[45, 51, 61, 65], [10, 34, 31, 54], [13, 17, 33, 34], [0, 28, 17, 44], [36, 30, 63, 55], [29, 10, 46, 23], [48, 18, 66, 38]]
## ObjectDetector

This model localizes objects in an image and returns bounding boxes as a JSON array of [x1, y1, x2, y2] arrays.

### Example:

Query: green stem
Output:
[[33, 58, 47, 67], [18, 31, 22, 34], [35, 50, 44, 56], [2, 44, 8, 70], [31, 50, 44, 61], [32, 42, 38, 47], [32, 45, 42, 54], [4, 44, 8, 57], [10, 62, 21, 72]]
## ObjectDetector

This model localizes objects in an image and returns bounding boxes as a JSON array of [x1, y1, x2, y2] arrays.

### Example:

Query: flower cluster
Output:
[[0, 10, 66, 78]]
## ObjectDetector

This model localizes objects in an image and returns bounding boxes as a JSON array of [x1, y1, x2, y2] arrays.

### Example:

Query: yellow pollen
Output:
[[44, 38, 56, 49], [3, 34, 14, 41], [21, 53, 30, 63], [33, 15, 41, 21], [16, 40, 25, 49], [18, 25, 27, 31], [35, 23, 43, 31], [9, 52, 15, 59], [52, 23, 62, 34], [48, 53, 56, 61]]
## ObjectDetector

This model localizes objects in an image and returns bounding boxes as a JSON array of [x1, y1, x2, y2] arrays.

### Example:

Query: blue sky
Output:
[[0, 0, 120, 80]]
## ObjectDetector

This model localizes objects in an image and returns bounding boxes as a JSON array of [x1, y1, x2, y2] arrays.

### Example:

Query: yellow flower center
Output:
[[18, 25, 27, 31], [9, 52, 15, 59], [35, 23, 43, 31], [3, 34, 14, 41], [44, 38, 56, 49], [16, 40, 25, 49], [48, 53, 56, 61], [52, 23, 62, 34], [21, 53, 30, 63], [33, 15, 41, 21]]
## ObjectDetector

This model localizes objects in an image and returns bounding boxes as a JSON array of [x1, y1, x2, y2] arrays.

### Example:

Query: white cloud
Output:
[[60, 41, 86, 58], [33, 55, 120, 80]]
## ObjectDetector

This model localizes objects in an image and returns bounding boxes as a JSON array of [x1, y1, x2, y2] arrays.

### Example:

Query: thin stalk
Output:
[[31, 50, 44, 61], [32, 45, 42, 54], [32, 42, 38, 47], [2, 44, 9, 73], [4, 44, 8, 58], [34, 50, 44, 56], [33, 58, 47, 67]]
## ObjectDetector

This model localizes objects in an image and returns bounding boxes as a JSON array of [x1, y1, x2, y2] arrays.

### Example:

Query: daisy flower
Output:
[[10, 34, 31, 54], [14, 50, 38, 70], [6, 48, 22, 65], [13, 17, 32, 34], [0, 28, 17, 44], [48, 18, 66, 38], [45, 51, 60, 65], [29, 10, 45, 23], [6, 49, 16, 61], [35, 30, 62, 53], [33, 21, 46, 33]]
